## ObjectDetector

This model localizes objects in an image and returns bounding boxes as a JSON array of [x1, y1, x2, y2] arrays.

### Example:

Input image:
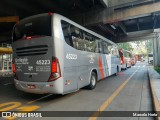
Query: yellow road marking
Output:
[[5, 106, 40, 120], [88, 70, 138, 120], [0, 102, 40, 120], [27, 94, 53, 104], [16, 106, 40, 111], [0, 102, 21, 111]]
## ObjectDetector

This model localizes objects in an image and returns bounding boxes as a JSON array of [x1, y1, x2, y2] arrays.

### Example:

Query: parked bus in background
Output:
[[148, 53, 153, 64], [131, 54, 136, 66], [12, 13, 121, 94], [119, 48, 132, 70], [135, 54, 143, 61]]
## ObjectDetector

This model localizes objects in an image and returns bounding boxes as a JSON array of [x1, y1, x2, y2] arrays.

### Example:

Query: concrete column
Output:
[[157, 33, 160, 66], [153, 37, 156, 66], [153, 30, 160, 66]]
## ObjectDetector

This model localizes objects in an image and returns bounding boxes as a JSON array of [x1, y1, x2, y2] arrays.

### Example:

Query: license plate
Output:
[[27, 84, 36, 89]]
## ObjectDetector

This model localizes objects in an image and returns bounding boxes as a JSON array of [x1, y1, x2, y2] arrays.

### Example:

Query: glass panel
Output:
[[13, 15, 51, 41]]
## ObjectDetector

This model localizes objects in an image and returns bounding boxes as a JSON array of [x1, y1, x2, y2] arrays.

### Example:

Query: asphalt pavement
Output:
[[0, 62, 154, 120]]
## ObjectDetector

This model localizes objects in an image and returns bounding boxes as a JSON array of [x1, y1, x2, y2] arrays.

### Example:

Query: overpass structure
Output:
[[0, 0, 160, 65]]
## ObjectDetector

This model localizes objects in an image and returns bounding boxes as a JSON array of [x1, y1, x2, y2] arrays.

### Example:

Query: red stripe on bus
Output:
[[98, 55, 105, 80]]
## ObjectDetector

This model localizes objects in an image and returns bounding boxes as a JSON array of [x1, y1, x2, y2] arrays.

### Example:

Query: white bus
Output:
[[148, 53, 153, 64], [12, 13, 121, 94]]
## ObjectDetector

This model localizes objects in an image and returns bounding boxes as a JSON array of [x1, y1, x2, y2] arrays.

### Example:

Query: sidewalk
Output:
[[148, 66, 160, 120]]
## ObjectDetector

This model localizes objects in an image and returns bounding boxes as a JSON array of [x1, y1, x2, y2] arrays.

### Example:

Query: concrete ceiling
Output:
[[0, 0, 160, 44]]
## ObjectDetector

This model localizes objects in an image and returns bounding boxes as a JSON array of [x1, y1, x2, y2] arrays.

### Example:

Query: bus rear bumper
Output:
[[14, 79, 63, 94]]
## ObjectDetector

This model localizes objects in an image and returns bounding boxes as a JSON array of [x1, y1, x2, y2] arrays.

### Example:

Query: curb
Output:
[[148, 68, 160, 120]]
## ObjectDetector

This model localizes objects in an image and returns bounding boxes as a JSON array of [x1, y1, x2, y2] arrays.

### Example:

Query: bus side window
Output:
[[94, 37, 100, 53], [102, 42, 113, 54], [89, 36, 97, 52], [98, 41, 103, 53], [102, 42, 108, 54], [61, 21, 73, 47], [83, 32, 97, 52], [108, 45, 112, 54], [83, 32, 89, 51], [70, 25, 84, 50]]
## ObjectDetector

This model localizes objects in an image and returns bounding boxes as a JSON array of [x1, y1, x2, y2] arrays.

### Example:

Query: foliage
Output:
[[145, 40, 153, 54], [154, 66, 160, 74], [117, 42, 133, 51], [117, 40, 153, 56], [133, 40, 153, 54]]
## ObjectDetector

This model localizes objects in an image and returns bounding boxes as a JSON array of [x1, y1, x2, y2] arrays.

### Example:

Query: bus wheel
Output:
[[87, 72, 97, 90]]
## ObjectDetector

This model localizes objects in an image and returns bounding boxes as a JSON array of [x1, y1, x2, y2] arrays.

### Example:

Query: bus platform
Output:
[[148, 66, 160, 120]]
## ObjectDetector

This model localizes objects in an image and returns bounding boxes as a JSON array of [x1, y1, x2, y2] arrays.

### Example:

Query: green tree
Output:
[[117, 42, 133, 51], [145, 39, 153, 53]]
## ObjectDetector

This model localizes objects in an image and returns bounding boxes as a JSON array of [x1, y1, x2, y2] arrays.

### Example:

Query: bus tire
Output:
[[87, 72, 97, 90]]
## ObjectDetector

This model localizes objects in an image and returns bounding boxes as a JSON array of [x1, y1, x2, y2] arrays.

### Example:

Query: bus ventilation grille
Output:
[[16, 45, 48, 56]]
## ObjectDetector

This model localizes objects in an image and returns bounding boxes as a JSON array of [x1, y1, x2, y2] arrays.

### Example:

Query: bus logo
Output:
[[88, 54, 95, 63], [28, 66, 33, 71]]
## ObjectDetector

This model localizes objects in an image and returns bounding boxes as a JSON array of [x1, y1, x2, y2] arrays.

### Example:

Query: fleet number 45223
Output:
[[66, 54, 77, 60], [36, 60, 50, 65]]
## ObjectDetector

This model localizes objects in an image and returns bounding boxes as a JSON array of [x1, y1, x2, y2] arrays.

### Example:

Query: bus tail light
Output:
[[12, 63, 16, 73], [12, 63, 18, 80], [48, 12, 53, 16], [48, 57, 61, 82]]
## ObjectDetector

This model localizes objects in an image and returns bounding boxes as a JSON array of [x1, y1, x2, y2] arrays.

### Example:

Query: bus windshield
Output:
[[148, 54, 153, 57], [13, 15, 51, 42]]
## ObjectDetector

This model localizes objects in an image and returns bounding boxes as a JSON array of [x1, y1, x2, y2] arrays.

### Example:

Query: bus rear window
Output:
[[13, 15, 51, 42]]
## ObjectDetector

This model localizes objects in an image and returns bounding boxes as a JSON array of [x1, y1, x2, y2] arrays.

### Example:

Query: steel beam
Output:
[[116, 30, 155, 43], [99, 0, 108, 7], [0, 16, 19, 23], [84, 2, 160, 26], [112, 0, 155, 9], [116, 22, 127, 35]]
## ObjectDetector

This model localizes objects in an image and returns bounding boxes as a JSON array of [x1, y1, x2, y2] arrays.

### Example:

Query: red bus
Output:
[[119, 48, 132, 70]]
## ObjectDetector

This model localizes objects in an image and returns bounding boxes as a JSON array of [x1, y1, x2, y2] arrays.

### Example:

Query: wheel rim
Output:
[[91, 75, 96, 86]]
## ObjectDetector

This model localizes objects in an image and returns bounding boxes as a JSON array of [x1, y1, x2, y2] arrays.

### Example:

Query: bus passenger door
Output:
[[102, 42, 111, 76], [98, 42, 108, 79]]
